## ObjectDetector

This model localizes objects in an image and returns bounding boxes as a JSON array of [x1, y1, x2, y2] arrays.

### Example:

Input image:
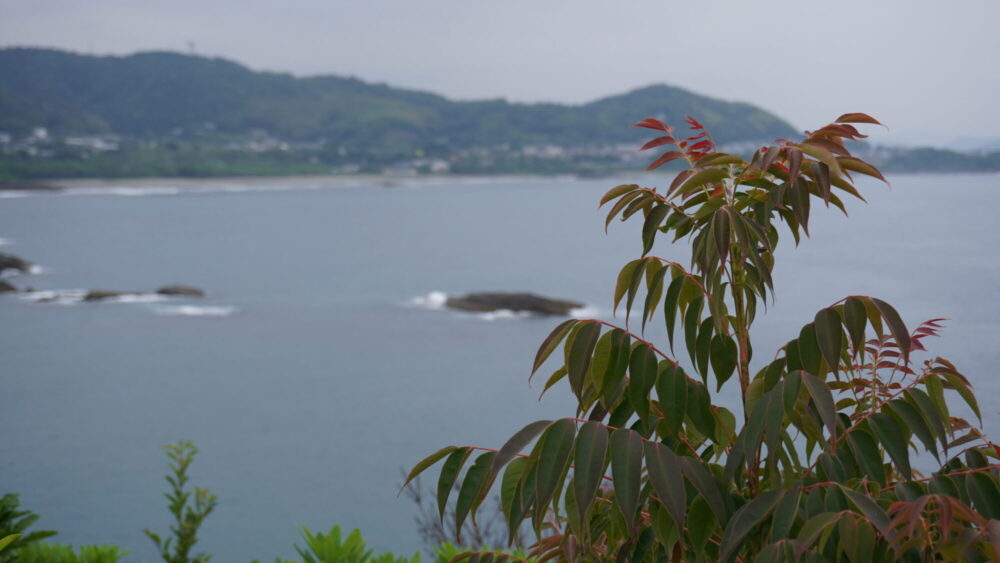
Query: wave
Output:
[[153, 304, 237, 317], [408, 290, 449, 310], [1, 264, 46, 279], [19, 289, 88, 305]]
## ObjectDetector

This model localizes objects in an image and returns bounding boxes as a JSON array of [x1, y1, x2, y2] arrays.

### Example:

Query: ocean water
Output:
[[1, 173, 999, 561]]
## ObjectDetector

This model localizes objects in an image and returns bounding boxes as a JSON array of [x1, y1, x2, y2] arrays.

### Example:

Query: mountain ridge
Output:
[[0, 47, 799, 148]]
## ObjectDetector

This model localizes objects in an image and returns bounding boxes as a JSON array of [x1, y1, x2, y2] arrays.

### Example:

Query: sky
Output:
[[2, 0, 998, 148]]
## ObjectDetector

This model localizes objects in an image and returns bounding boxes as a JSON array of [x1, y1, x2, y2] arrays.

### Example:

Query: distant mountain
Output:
[[0, 48, 797, 149]]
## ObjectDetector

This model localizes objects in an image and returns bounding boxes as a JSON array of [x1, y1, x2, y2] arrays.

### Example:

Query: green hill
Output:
[[0, 48, 797, 149]]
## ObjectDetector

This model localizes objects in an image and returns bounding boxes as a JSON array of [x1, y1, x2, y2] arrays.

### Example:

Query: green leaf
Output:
[[710, 334, 737, 392], [719, 490, 783, 560], [644, 442, 687, 533], [455, 451, 497, 539], [674, 168, 728, 198], [797, 323, 822, 375], [600, 183, 640, 207], [846, 428, 885, 484], [628, 344, 658, 421], [687, 381, 716, 438], [534, 419, 577, 520], [663, 275, 684, 352], [696, 317, 714, 381], [680, 456, 729, 524], [573, 421, 609, 525], [500, 457, 529, 532], [842, 298, 867, 355], [531, 319, 577, 376], [966, 472, 1000, 519], [642, 205, 670, 256], [770, 489, 802, 541], [684, 296, 703, 370], [885, 399, 938, 461], [402, 446, 459, 491], [438, 447, 474, 519], [801, 372, 838, 440], [942, 372, 983, 426], [490, 420, 551, 484], [567, 321, 602, 399], [687, 496, 715, 558], [613, 259, 644, 315], [0, 534, 20, 553], [840, 487, 889, 533], [871, 298, 910, 362], [793, 512, 841, 558], [657, 364, 688, 437], [610, 428, 644, 528], [867, 413, 911, 480], [813, 308, 844, 375]]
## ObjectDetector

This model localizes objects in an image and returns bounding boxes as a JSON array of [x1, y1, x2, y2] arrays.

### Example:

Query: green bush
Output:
[[0, 494, 56, 562], [15, 542, 127, 563], [407, 113, 1000, 561]]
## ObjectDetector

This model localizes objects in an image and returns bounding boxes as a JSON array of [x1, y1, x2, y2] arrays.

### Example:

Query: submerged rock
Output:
[[0, 280, 17, 293], [445, 292, 583, 316], [156, 285, 205, 297], [83, 290, 140, 302], [0, 252, 32, 274]]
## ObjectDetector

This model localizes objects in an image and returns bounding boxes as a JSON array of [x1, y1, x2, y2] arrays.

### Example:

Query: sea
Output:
[[1, 173, 999, 561]]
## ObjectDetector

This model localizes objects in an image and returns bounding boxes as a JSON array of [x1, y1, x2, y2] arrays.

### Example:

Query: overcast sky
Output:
[[3, 0, 998, 148]]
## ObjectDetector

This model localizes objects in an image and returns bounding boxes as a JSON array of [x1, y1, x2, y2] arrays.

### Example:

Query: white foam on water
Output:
[[100, 293, 170, 304], [19, 289, 88, 305], [64, 186, 183, 197], [0, 264, 45, 278], [153, 304, 237, 317], [475, 309, 534, 321], [569, 305, 601, 319], [408, 290, 449, 310], [0, 192, 29, 198], [0, 237, 13, 246]]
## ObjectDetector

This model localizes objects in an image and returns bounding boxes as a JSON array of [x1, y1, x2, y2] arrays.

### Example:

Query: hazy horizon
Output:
[[3, 1, 999, 148]]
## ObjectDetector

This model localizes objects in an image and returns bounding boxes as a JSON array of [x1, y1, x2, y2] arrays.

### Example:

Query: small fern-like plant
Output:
[[144, 441, 217, 563], [406, 113, 1000, 561]]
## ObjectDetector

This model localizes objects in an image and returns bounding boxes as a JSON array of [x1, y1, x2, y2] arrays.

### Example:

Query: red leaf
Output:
[[646, 151, 685, 171], [684, 116, 704, 130], [634, 118, 670, 132], [688, 140, 713, 152], [835, 113, 884, 126], [640, 136, 677, 151]]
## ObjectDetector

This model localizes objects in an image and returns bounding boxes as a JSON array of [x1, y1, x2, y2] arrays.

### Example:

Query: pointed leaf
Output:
[[438, 447, 474, 519], [814, 308, 844, 375], [610, 428, 644, 528], [871, 298, 910, 362], [573, 421, 609, 525], [531, 319, 577, 376], [719, 490, 783, 560], [645, 442, 687, 533], [455, 451, 497, 538]]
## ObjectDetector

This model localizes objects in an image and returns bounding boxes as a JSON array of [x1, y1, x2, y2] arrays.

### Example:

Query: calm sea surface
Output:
[[2, 174, 999, 561]]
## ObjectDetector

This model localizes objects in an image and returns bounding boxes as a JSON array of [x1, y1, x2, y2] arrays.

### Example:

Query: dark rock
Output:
[[83, 290, 139, 302], [156, 285, 205, 297], [0, 182, 61, 192], [445, 292, 584, 316], [0, 252, 32, 274], [0, 279, 17, 293]]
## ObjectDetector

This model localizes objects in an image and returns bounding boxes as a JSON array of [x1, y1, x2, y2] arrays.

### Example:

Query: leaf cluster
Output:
[[408, 112, 1000, 561]]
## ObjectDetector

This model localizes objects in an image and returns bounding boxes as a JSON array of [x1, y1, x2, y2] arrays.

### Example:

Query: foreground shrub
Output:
[[144, 441, 217, 563], [16, 542, 128, 563], [407, 114, 1000, 561]]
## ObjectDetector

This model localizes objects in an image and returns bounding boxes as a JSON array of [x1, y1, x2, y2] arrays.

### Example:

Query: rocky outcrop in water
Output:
[[0, 280, 17, 293], [83, 290, 140, 302], [156, 285, 205, 297], [0, 252, 32, 274], [445, 292, 583, 316]]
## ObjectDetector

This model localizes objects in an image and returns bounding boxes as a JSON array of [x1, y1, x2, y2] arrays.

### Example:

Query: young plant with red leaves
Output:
[[406, 113, 1000, 562]]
